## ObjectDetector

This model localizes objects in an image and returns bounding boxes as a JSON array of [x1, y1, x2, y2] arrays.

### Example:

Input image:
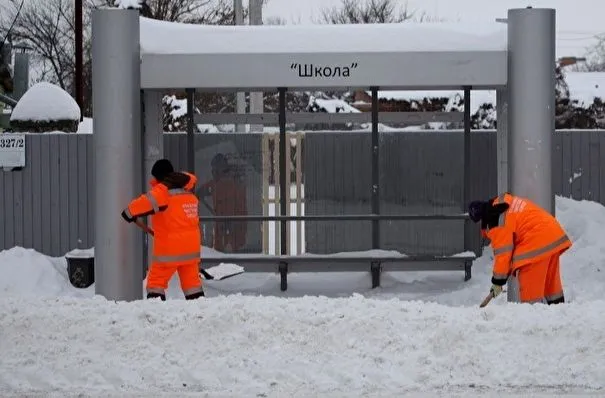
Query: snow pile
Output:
[[553, 196, 605, 303], [1, 295, 604, 395], [2, 196, 605, 395], [77, 117, 93, 134], [0, 248, 91, 298], [308, 96, 361, 114], [10, 82, 80, 122], [140, 17, 507, 55]]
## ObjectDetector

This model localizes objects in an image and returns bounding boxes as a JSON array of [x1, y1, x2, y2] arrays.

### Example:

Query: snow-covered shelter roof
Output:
[[139, 18, 508, 91]]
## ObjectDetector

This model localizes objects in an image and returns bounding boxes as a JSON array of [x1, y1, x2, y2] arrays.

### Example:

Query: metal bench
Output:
[[200, 253, 476, 291]]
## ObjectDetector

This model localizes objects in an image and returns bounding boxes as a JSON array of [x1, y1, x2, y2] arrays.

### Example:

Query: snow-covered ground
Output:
[[1, 196, 605, 396]]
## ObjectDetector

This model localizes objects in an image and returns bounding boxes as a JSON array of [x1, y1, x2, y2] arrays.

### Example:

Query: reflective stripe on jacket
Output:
[[485, 192, 572, 282], [127, 171, 201, 265]]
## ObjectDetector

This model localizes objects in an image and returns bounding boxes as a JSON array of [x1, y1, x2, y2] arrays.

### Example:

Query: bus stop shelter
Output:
[[91, 7, 556, 301]]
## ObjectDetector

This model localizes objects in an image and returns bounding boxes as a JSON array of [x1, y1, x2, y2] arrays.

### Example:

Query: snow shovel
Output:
[[479, 287, 507, 308], [133, 219, 237, 281], [479, 292, 494, 308]]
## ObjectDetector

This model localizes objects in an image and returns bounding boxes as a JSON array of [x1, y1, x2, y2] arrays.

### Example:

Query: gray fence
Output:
[[1, 130, 603, 258]]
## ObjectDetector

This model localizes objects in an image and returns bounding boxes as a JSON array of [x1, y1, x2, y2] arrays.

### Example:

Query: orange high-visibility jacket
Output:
[[483, 192, 572, 283], [124, 172, 201, 265]]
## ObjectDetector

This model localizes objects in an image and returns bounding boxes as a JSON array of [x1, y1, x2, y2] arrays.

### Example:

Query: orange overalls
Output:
[[483, 193, 572, 304], [124, 171, 203, 299]]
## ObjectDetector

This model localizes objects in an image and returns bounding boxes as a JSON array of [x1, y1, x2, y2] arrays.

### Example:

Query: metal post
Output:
[[0, 41, 10, 66], [13, 50, 30, 100], [75, 0, 83, 120], [186, 88, 195, 173], [496, 88, 509, 194], [278, 87, 288, 255], [142, 89, 164, 278], [248, 0, 264, 132], [508, 7, 556, 214], [463, 86, 471, 253], [370, 86, 380, 249], [92, 8, 142, 301], [234, 0, 246, 132]]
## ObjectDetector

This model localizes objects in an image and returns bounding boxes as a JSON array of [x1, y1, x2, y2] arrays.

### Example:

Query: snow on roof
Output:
[[565, 72, 605, 107], [10, 82, 81, 122], [139, 17, 507, 55]]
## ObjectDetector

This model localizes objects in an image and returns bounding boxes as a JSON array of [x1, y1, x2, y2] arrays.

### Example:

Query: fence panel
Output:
[[1, 130, 604, 258]]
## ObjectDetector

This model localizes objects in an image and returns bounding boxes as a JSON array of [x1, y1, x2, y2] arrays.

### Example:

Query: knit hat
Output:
[[151, 158, 174, 181], [468, 200, 489, 223]]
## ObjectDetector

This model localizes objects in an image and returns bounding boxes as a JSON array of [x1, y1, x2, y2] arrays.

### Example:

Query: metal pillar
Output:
[[186, 88, 195, 172], [278, 87, 288, 255], [13, 50, 30, 101], [234, 0, 246, 132], [496, 88, 509, 194], [0, 41, 11, 70], [142, 89, 164, 277], [92, 9, 142, 301], [249, 0, 264, 132], [370, 86, 380, 249], [508, 7, 556, 214], [463, 86, 471, 253]]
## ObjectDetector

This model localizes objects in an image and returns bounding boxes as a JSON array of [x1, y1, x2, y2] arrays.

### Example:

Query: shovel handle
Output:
[[135, 219, 154, 236]]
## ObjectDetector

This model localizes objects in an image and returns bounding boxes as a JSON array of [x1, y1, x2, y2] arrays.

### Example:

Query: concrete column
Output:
[[496, 88, 509, 194], [507, 7, 556, 214], [249, 0, 264, 132], [92, 9, 142, 301]]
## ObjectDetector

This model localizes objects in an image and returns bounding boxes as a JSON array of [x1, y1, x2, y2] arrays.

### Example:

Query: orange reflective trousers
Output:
[[516, 252, 565, 303]]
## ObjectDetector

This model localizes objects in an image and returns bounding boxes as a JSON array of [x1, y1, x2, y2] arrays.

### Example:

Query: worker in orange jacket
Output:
[[121, 159, 204, 301], [468, 192, 572, 304]]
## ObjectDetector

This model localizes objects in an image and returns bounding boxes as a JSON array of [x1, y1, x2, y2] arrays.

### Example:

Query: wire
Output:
[[0, 0, 26, 55]]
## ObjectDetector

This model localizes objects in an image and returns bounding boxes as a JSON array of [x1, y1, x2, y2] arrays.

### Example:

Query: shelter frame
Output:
[[91, 7, 556, 301]]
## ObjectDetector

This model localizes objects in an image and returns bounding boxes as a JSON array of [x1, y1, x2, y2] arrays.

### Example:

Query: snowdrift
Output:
[[1, 196, 605, 396]]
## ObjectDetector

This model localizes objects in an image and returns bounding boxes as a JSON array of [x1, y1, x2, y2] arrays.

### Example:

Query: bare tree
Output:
[[95, 0, 237, 24], [317, 0, 438, 24], [576, 35, 605, 72], [1, 0, 76, 90], [265, 15, 287, 25], [1, 0, 244, 117]]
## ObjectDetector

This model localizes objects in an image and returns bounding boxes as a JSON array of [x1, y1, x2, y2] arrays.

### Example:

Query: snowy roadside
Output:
[[1, 195, 605, 395], [1, 295, 604, 396]]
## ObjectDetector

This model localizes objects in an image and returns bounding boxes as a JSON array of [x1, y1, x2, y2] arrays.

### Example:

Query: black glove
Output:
[[121, 209, 136, 223]]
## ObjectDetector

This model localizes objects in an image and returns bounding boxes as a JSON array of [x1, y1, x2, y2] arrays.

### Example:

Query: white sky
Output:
[[262, 0, 605, 58]]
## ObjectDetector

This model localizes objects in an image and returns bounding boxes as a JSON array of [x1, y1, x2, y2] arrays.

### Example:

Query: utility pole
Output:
[[75, 0, 83, 121], [234, 0, 246, 132]]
